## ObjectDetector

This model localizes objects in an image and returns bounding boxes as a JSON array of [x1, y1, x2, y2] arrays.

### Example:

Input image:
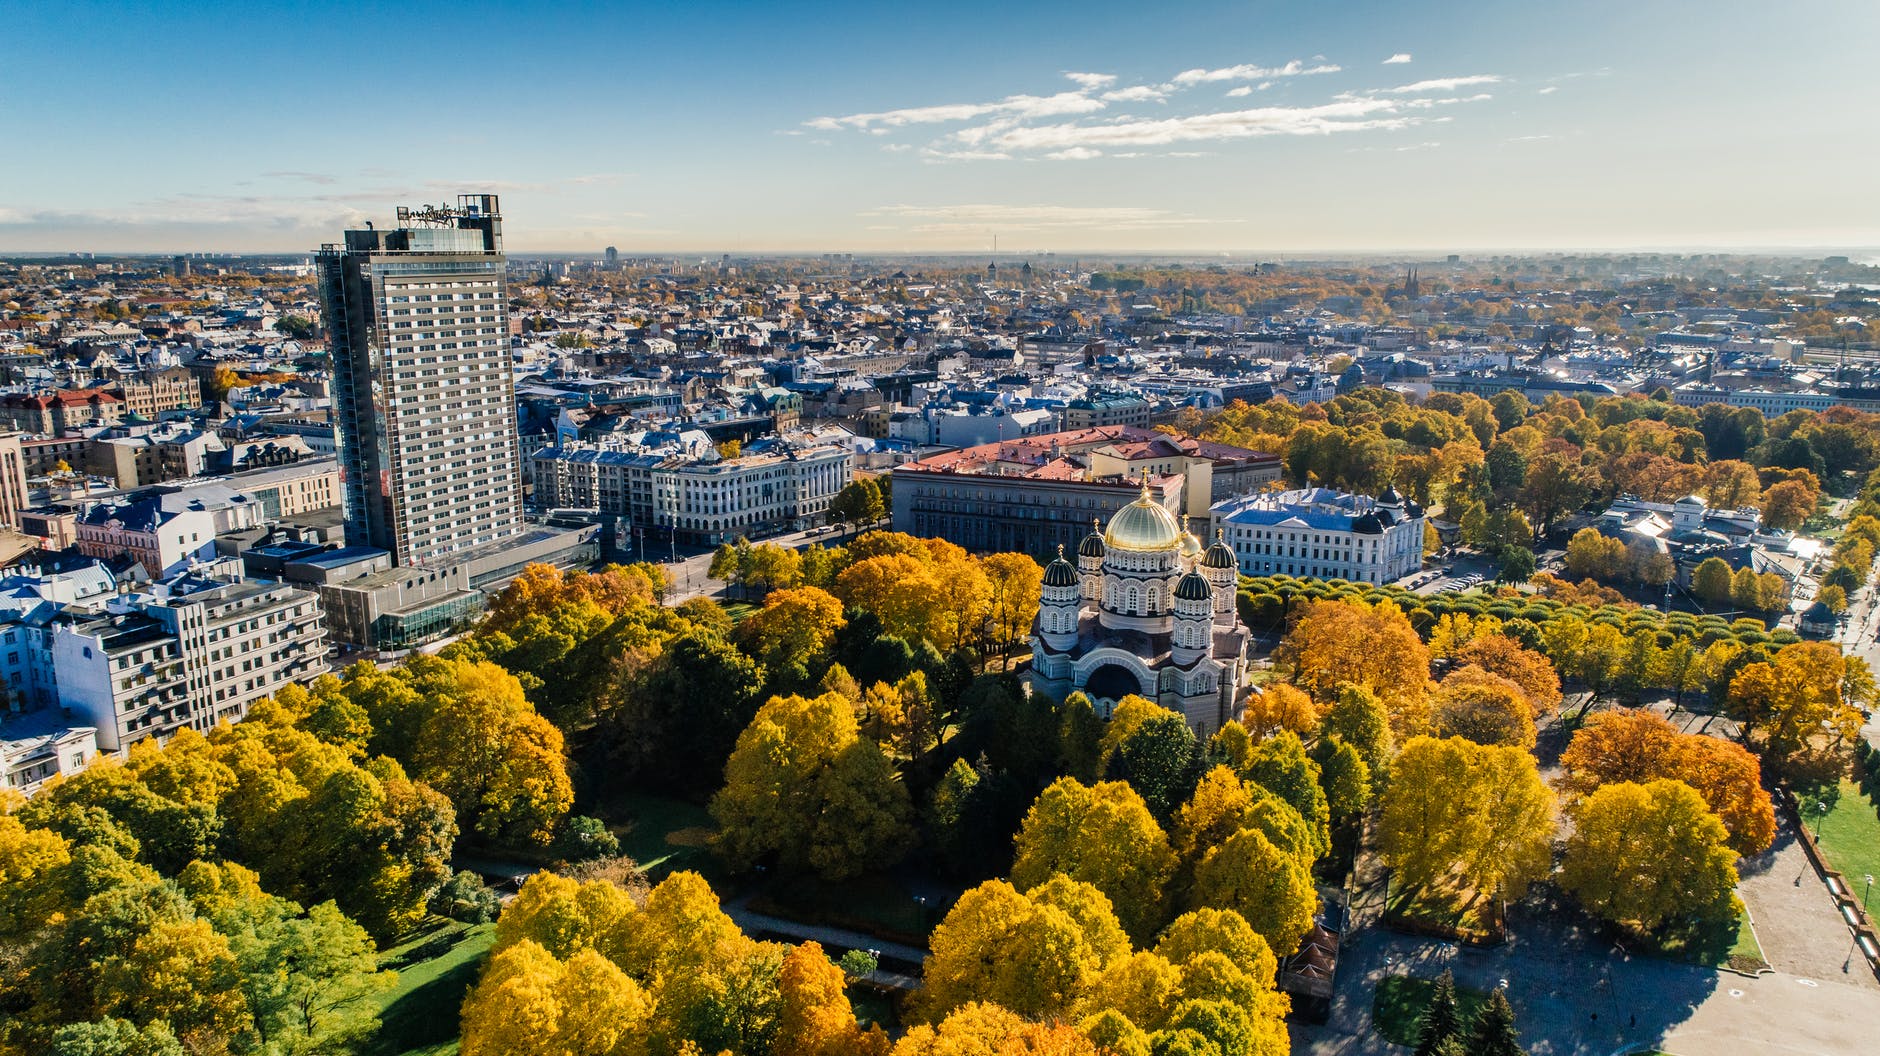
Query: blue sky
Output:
[[2, 0, 1876, 254]]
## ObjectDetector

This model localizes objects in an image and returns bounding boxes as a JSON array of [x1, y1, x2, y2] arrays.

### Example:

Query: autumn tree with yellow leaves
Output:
[[710, 691, 914, 880], [1275, 598, 1432, 735], [1010, 776, 1177, 944], [915, 876, 1289, 1056], [1376, 736, 1556, 904], [1560, 779, 1739, 932]]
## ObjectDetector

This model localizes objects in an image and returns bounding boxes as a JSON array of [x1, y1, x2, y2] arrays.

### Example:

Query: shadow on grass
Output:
[[1382, 880, 1504, 946], [364, 922, 496, 1056], [748, 871, 940, 947], [1624, 908, 1767, 975]]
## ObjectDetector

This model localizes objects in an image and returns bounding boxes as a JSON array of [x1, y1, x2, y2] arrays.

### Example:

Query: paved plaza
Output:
[[1295, 820, 1880, 1056]]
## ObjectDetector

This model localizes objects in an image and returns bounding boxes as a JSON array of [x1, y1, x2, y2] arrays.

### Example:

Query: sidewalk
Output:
[[723, 899, 926, 990]]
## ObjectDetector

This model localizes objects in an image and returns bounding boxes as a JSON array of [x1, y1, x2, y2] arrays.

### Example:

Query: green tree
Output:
[[828, 478, 885, 531], [1313, 736, 1373, 824], [1468, 988, 1526, 1056], [1106, 710, 1204, 821], [607, 630, 766, 796], [223, 899, 395, 1054], [49, 1020, 187, 1056], [1413, 969, 1463, 1056], [1241, 730, 1330, 861], [1323, 684, 1393, 785], [1497, 546, 1536, 585]]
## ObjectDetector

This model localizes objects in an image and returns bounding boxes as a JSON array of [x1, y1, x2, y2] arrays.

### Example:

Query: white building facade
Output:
[[55, 575, 328, 751], [1211, 486, 1425, 585]]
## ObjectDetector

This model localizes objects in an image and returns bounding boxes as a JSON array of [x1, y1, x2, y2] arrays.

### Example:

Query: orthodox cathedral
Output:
[[1029, 482, 1251, 735]]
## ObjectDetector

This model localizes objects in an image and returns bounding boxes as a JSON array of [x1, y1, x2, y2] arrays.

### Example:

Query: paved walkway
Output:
[[1296, 824, 1880, 1056], [1737, 815, 1879, 990], [723, 900, 926, 990], [1293, 901, 1880, 1056]]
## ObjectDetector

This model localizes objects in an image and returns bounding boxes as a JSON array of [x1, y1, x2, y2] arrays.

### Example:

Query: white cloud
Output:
[[1171, 59, 1341, 84], [807, 90, 1105, 131], [1102, 85, 1168, 103], [1382, 75, 1502, 94], [1383, 53, 1413, 65], [957, 97, 1424, 152], [917, 148, 1013, 163], [1538, 86, 1559, 95], [801, 61, 1506, 164]]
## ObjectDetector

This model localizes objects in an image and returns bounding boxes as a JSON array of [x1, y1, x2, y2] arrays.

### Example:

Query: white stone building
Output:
[[534, 432, 853, 545], [1029, 483, 1251, 735], [54, 574, 328, 751], [1211, 486, 1425, 585]]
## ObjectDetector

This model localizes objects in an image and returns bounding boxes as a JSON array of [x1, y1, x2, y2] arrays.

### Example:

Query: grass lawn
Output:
[[601, 791, 718, 880], [1813, 779, 1880, 896], [1382, 880, 1502, 945], [1630, 906, 1767, 974], [1371, 974, 1490, 1046], [364, 920, 496, 1056], [720, 600, 759, 623]]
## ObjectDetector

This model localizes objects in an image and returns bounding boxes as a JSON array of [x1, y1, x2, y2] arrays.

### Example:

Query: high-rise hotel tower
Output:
[[316, 195, 522, 566]]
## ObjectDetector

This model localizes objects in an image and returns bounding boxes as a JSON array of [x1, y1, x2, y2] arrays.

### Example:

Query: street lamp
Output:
[[1865, 874, 1874, 913], [1813, 799, 1830, 840]]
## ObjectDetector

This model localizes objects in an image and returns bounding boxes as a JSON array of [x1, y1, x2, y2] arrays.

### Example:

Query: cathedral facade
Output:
[[1029, 483, 1251, 735]]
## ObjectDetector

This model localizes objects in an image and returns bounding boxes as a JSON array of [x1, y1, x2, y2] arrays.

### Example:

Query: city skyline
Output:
[[4, 0, 1878, 254]]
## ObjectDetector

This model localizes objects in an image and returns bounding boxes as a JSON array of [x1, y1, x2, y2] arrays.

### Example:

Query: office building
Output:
[[891, 425, 1281, 558], [532, 433, 853, 546], [317, 195, 523, 567]]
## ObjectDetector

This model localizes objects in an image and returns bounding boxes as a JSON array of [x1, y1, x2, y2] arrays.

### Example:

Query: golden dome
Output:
[[1105, 483, 1183, 552]]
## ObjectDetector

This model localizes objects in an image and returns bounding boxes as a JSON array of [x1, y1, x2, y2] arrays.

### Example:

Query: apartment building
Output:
[[55, 574, 328, 751], [0, 388, 126, 434], [0, 432, 25, 527], [1, 713, 99, 795], [0, 560, 117, 710], [109, 366, 202, 419], [75, 497, 220, 577]]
